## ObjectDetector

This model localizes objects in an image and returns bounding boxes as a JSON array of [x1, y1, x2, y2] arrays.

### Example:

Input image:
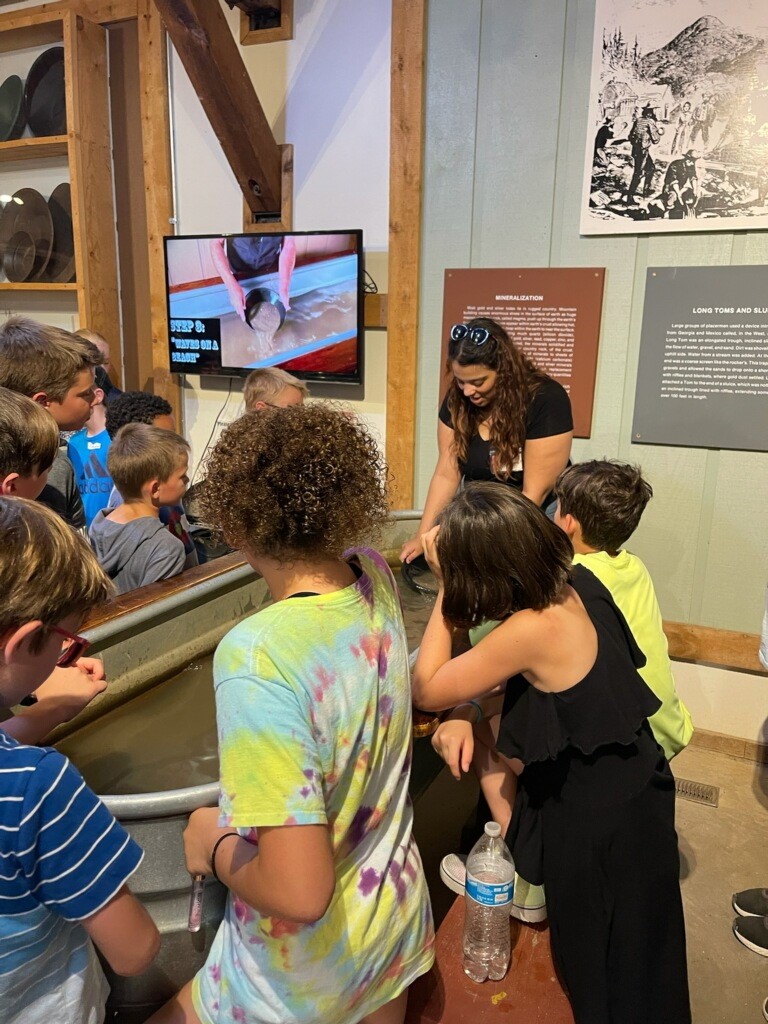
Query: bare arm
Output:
[[521, 430, 572, 508], [278, 236, 296, 310], [210, 237, 246, 321], [401, 420, 460, 562], [2, 660, 107, 745], [82, 885, 160, 976], [183, 809, 336, 924], [412, 590, 529, 711]]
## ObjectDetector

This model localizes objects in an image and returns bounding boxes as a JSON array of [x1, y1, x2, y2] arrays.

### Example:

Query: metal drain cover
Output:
[[675, 777, 719, 807]]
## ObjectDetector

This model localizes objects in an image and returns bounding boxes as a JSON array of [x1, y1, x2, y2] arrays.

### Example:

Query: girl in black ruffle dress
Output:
[[412, 483, 691, 1024]]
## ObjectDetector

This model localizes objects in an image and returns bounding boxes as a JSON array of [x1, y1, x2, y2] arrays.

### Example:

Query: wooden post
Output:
[[386, 0, 427, 509], [137, 0, 180, 420], [152, 0, 282, 215], [65, 12, 121, 352]]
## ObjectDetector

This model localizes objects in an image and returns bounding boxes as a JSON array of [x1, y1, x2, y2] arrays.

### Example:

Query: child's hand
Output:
[[432, 716, 474, 780], [33, 658, 107, 722], [184, 807, 236, 878], [422, 525, 442, 581]]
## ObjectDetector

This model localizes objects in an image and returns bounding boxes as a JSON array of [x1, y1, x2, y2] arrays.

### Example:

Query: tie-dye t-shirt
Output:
[[192, 548, 435, 1024]]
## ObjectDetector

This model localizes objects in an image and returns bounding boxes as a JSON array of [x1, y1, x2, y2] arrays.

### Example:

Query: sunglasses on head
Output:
[[50, 625, 91, 668], [450, 323, 491, 346]]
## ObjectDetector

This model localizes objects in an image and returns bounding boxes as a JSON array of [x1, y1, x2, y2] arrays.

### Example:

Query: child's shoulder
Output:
[[0, 734, 79, 828]]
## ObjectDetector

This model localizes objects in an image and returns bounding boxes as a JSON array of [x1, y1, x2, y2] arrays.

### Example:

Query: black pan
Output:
[[24, 47, 66, 137], [0, 75, 26, 142], [3, 230, 35, 282], [0, 188, 53, 282], [45, 182, 75, 283]]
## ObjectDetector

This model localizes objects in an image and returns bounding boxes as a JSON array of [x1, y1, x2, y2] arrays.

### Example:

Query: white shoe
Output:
[[439, 852, 548, 923]]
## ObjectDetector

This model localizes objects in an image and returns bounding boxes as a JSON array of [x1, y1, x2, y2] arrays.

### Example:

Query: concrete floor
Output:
[[412, 747, 768, 1024]]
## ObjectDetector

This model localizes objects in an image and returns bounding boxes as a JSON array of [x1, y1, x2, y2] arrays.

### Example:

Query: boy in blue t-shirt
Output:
[[0, 497, 160, 1023], [68, 371, 113, 529]]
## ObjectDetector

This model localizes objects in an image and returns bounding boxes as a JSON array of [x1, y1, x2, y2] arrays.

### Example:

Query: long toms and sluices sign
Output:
[[441, 268, 605, 437], [163, 230, 364, 384], [633, 266, 768, 451]]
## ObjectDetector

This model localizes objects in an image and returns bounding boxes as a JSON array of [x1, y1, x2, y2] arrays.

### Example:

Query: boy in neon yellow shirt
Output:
[[554, 459, 693, 760]]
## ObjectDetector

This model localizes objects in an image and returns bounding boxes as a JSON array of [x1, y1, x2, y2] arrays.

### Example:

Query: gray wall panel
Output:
[[417, 0, 768, 631]]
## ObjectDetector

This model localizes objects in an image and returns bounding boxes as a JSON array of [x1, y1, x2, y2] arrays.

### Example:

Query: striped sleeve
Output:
[[13, 750, 142, 922]]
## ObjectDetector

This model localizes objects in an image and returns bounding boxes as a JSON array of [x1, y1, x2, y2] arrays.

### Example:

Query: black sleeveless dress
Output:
[[497, 566, 691, 1024]]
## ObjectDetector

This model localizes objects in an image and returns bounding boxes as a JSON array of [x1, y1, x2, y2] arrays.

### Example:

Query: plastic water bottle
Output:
[[462, 822, 514, 982]]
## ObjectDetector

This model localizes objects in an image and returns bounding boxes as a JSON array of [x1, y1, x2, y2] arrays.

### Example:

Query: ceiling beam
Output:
[[152, 0, 282, 214]]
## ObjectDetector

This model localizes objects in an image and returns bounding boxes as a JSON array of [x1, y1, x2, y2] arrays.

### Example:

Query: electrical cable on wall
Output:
[[190, 377, 236, 487]]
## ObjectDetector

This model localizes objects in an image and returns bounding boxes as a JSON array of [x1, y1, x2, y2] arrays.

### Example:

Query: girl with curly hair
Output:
[[401, 317, 573, 562], [148, 405, 434, 1024]]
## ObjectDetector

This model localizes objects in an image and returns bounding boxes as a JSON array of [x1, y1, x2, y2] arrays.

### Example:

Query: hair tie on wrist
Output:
[[211, 832, 240, 883], [455, 700, 483, 723]]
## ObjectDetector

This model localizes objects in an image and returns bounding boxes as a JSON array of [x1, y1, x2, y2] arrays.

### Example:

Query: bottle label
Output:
[[466, 874, 514, 907]]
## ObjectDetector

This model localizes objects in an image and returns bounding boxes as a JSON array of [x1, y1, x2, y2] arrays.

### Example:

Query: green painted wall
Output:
[[416, 0, 768, 633]]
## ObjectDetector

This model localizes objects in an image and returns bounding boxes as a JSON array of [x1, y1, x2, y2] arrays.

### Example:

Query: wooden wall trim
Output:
[[137, 0, 180, 421], [0, 0, 138, 29], [664, 620, 765, 675], [239, 0, 293, 46], [386, 0, 427, 508]]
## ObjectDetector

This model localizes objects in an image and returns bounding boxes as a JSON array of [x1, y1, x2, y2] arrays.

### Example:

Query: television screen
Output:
[[164, 230, 363, 384]]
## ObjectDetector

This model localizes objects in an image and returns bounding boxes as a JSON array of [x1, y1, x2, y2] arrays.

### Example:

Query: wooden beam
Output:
[[364, 292, 388, 330], [65, 12, 121, 352], [0, 1, 138, 30], [242, 143, 294, 233], [153, 0, 282, 214], [664, 620, 766, 675], [137, 0, 181, 421], [386, 0, 427, 509], [240, 0, 293, 45]]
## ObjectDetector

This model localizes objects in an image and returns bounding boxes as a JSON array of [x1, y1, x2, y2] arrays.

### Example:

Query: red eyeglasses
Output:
[[49, 625, 91, 668]]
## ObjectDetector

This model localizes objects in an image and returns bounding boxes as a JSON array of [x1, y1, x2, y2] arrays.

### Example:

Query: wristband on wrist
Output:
[[454, 700, 483, 723], [211, 832, 240, 883]]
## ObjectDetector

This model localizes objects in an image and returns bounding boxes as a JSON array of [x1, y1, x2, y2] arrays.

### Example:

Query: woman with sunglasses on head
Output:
[[401, 318, 573, 563]]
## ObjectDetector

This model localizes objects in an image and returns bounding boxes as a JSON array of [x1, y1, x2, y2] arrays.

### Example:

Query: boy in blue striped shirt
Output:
[[0, 497, 160, 1023]]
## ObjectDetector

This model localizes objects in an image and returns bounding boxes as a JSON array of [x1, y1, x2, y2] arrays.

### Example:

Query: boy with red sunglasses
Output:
[[0, 497, 160, 1024]]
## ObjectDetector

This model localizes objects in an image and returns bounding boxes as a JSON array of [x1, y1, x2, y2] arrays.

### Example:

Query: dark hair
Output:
[[106, 391, 173, 438], [446, 318, 547, 480], [199, 404, 389, 560], [555, 460, 652, 554], [437, 482, 573, 629]]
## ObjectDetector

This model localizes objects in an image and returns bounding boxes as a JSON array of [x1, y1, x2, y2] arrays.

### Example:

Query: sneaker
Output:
[[732, 915, 768, 957], [439, 853, 548, 924], [733, 888, 768, 918]]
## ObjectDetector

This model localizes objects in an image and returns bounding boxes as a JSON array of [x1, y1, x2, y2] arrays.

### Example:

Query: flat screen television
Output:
[[163, 229, 364, 384]]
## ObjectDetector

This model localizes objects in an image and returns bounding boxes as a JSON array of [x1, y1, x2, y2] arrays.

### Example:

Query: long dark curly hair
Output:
[[446, 317, 548, 478]]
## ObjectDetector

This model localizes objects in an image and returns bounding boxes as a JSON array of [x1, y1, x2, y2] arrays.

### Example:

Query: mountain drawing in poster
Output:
[[583, 5, 768, 235]]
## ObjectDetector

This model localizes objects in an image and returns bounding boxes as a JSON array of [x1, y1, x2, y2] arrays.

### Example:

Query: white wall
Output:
[[674, 661, 767, 746], [171, 0, 391, 476]]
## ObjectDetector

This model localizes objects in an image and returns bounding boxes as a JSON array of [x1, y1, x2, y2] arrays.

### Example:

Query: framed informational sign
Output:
[[632, 266, 768, 451], [441, 268, 605, 438], [581, 0, 768, 235]]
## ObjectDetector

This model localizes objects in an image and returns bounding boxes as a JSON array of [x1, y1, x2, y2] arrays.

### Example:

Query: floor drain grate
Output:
[[675, 777, 719, 807]]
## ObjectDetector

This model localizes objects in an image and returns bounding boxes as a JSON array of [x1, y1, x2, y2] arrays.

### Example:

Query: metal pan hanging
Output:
[[24, 47, 66, 137]]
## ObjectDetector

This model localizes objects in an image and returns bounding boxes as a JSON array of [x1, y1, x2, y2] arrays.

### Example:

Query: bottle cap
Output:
[[485, 821, 501, 837]]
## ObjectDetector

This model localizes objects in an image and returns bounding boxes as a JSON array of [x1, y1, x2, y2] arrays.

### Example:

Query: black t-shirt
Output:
[[438, 377, 573, 503], [38, 449, 86, 531], [226, 235, 282, 276]]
